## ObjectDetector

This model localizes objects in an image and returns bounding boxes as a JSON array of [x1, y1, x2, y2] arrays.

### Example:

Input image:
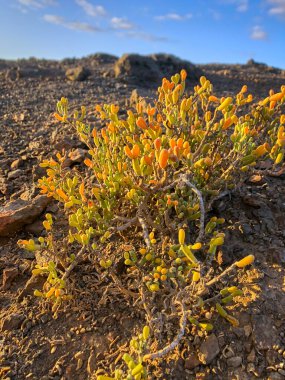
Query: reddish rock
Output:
[[2, 267, 19, 290], [1, 313, 25, 332], [198, 334, 220, 365], [0, 195, 50, 236], [185, 353, 200, 369], [62, 148, 88, 168]]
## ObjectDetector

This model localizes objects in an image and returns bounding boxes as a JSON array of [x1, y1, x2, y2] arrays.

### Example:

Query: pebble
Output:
[[10, 159, 22, 170], [244, 324, 252, 338], [8, 169, 23, 180], [252, 315, 278, 350], [184, 353, 200, 369], [198, 334, 220, 365], [227, 356, 242, 367], [40, 314, 49, 324], [1, 313, 25, 331], [247, 349, 255, 362], [2, 267, 19, 290]]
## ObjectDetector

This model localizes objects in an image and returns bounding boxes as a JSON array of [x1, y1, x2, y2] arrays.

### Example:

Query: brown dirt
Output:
[[0, 55, 285, 380]]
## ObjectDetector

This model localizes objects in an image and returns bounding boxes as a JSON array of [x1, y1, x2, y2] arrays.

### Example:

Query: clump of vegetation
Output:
[[18, 70, 285, 378]]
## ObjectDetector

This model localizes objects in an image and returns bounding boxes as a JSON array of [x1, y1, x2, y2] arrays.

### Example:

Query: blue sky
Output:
[[0, 0, 285, 68]]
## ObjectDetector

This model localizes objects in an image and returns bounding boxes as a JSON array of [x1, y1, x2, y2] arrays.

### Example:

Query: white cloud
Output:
[[75, 0, 106, 17], [267, 0, 285, 16], [155, 13, 193, 21], [18, 0, 57, 8], [44, 14, 168, 41], [43, 14, 101, 32], [250, 25, 267, 40], [111, 17, 135, 30]]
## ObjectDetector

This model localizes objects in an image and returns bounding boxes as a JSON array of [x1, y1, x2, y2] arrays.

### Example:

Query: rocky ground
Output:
[[0, 53, 285, 380]]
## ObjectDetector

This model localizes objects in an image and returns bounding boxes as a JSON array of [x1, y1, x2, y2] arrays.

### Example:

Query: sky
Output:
[[0, 0, 285, 68]]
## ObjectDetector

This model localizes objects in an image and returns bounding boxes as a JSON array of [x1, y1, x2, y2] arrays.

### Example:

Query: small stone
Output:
[[247, 349, 255, 363], [8, 169, 23, 180], [232, 327, 244, 338], [87, 350, 96, 374], [21, 251, 35, 260], [252, 315, 278, 350], [198, 334, 220, 365], [10, 159, 22, 170], [0, 195, 50, 236], [40, 314, 49, 324], [266, 349, 278, 365], [62, 148, 88, 168], [242, 195, 262, 208], [1, 313, 25, 331], [278, 369, 285, 376], [184, 353, 200, 369], [69, 148, 88, 163], [61, 158, 73, 168], [227, 356, 242, 368], [2, 267, 18, 290], [244, 325, 252, 338]]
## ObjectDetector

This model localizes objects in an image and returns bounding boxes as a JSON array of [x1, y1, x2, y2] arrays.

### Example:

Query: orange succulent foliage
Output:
[[158, 149, 169, 169]]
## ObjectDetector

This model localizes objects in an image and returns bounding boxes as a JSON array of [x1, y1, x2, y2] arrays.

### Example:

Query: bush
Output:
[[18, 70, 285, 379]]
